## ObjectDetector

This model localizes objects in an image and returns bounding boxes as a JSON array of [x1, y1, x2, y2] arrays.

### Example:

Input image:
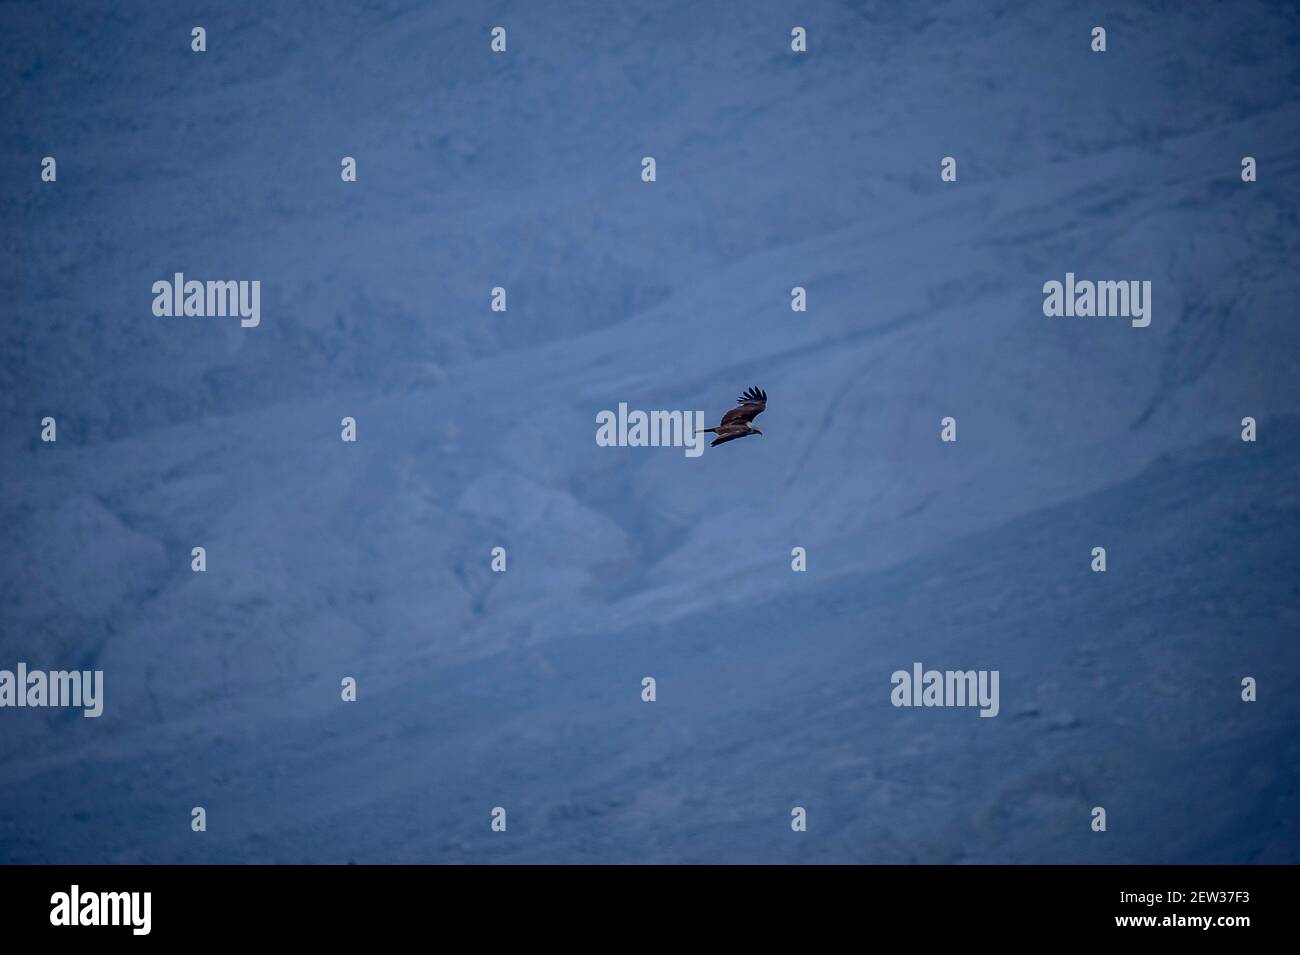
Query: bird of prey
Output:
[[700, 386, 767, 446]]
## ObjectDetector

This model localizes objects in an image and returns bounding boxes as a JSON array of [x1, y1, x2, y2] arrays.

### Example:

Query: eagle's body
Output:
[[700, 386, 767, 446]]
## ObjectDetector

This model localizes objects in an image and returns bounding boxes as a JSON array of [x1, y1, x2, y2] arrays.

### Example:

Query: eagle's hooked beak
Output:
[[754, 428, 763, 436]]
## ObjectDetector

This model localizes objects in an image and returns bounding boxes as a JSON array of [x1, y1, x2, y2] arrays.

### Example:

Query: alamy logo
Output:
[[152, 272, 261, 327], [890, 662, 1000, 717], [595, 403, 707, 458], [0, 663, 103, 717], [50, 885, 151, 935], [1042, 272, 1151, 327]]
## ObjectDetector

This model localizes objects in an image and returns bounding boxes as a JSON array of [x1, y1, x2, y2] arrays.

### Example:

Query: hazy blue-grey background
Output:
[[2, 0, 1298, 863]]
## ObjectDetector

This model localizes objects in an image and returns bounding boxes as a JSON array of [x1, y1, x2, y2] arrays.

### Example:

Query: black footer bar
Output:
[[0, 864, 1289, 941]]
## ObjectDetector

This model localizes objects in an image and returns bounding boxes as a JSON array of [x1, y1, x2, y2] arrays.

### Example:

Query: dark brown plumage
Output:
[[700, 386, 767, 447]]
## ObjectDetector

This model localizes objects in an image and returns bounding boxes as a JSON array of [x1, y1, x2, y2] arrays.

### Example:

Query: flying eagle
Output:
[[700, 386, 767, 446]]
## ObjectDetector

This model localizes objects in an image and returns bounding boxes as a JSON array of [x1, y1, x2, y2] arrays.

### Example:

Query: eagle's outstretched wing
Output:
[[718, 386, 766, 428]]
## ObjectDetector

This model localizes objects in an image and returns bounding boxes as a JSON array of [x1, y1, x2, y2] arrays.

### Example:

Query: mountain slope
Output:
[[2, 421, 1296, 863]]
